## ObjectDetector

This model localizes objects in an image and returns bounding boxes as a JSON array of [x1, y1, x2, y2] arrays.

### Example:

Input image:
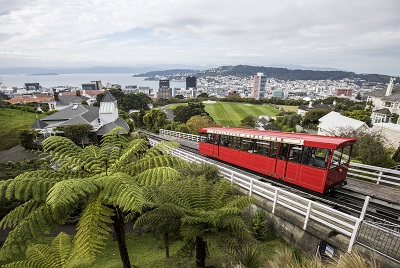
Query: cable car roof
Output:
[[200, 127, 356, 149]]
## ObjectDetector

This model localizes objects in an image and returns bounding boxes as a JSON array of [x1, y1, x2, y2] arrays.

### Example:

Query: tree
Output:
[[120, 93, 151, 112], [136, 177, 254, 268], [392, 145, 400, 163], [302, 109, 329, 128], [197, 93, 209, 99], [173, 101, 211, 123], [143, 109, 169, 133], [342, 110, 371, 125], [130, 109, 146, 129], [95, 89, 125, 106], [274, 113, 302, 132], [239, 115, 256, 128], [0, 127, 187, 267], [18, 129, 40, 149], [186, 115, 216, 134], [55, 124, 94, 146]]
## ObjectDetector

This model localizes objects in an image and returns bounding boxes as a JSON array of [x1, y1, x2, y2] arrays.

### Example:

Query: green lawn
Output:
[[167, 102, 280, 127], [0, 109, 44, 151], [276, 105, 299, 113], [93, 232, 287, 268]]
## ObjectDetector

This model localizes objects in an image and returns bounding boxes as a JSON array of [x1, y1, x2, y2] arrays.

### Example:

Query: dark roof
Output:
[[96, 117, 129, 135], [298, 104, 333, 112], [373, 108, 392, 115], [32, 119, 48, 129], [366, 84, 400, 100], [263, 123, 281, 131], [42, 105, 90, 121], [101, 91, 117, 102]]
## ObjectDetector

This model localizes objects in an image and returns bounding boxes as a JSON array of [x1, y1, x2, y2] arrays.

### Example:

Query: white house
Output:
[[48, 90, 90, 111], [317, 111, 368, 136], [32, 91, 129, 137]]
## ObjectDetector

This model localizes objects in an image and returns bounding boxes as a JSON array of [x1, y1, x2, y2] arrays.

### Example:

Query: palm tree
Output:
[[136, 177, 255, 268], [0, 127, 187, 268]]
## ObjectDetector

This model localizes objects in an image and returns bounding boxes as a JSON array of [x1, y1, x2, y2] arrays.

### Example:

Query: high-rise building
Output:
[[25, 83, 40, 91], [159, 78, 170, 88], [186, 76, 197, 89], [251, 73, 266, 100], [82, 80, 103, 91]]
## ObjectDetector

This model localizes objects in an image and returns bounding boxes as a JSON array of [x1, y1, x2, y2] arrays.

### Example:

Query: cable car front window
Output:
[[330, 148, 342, 169], [340, 145, 351, 165]]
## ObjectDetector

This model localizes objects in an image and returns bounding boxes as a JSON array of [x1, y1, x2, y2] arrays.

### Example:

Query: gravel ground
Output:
[[0, 145, 41, 163]]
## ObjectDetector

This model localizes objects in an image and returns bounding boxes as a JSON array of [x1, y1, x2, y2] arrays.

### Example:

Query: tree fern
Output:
[[134, 167, 182, 186], [46, 177, 102, 210], [0, 200, 41, 229], [123, 155, 188, 176], [69, 197, 114, 265]]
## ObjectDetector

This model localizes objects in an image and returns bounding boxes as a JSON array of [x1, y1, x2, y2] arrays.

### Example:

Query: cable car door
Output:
[[212, 134, 220, 158], [275, 143, 288, 178]]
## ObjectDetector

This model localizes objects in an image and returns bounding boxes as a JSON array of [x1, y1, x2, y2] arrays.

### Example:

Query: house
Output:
[[48, 90, 90, 111], [297, 101, 334, 117], [372, 123, 400, 148], [317, 111, 368, 136], [32, 91, 129, 138], [366, 78, 400, 124]]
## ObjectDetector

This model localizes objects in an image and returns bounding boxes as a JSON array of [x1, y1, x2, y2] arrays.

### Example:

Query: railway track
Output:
[[145, 131, 400, 225]]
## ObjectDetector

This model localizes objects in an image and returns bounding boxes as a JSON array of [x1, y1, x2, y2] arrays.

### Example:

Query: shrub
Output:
[[251, 210, 269, 241]]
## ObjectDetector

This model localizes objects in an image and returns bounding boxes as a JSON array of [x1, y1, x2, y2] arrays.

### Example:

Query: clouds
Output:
[[0, 0, 399, 75]]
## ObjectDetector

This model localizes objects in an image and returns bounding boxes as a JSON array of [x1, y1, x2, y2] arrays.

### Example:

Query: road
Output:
[[0, 145, 41, 163]]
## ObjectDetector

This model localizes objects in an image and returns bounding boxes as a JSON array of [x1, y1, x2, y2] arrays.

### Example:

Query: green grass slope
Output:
[[167, 102, 280, 127], [204, 102, 279, 127], [0, 109, 44, 151]]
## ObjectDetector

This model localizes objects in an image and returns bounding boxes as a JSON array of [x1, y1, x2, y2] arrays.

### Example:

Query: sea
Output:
[[0, 73, 186, 90]]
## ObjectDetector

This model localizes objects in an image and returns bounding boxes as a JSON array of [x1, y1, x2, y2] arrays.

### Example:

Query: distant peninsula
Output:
[[133, 69, 199, 77], [27, 73, 59, 76]]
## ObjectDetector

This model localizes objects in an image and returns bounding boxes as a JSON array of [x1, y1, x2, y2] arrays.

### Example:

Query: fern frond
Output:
[[4, 170, 66, 202], [46, 177, 102, 210], [69, 197, 114, 264], [51, 232, 73, 267], [111, 139, 148, 171], [180, 224, 202, 242], [0, 260, 33, 268], [134, 167, 182, 186], [0, 179, 12, 201], [98, 127, 129, 166], [84, 145, 100, 158], [144, 141, 180, 159], [0, 200, 41, 229], [209, 179, 236, 209], [101, 173, 144, 212], [25, 244, 59, 267], [42, 136, 101, 174], [123, 155, 188, 176], [0, 204, 70, 261]]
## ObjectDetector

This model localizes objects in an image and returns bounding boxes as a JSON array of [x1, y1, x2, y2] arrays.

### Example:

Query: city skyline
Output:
[[1, 0, 399, 76]]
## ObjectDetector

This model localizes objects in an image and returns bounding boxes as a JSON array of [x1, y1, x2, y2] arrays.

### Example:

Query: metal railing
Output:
[[150, 138, 367, 253], [159, 129, 400, 188]]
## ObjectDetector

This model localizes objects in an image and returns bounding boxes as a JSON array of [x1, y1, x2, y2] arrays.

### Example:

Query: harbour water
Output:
[[0, 73, 186, 89]]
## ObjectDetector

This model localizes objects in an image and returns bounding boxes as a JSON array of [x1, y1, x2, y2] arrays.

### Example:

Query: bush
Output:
[[251, 210, 269, 241]]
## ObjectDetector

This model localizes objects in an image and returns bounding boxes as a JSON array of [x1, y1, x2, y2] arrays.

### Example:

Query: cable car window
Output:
[[214, 134, 220, 145], [241, 138, 253, 152], [220, 135, 229, 147], [302, 147, 329, 169], [288, 145, 303, 163], [330, 149, 342, 169], [340, 145, 351, 165], [270, 142, 278, 158], [279, 143, 289, 160], [253, 141, 269, 156], [206, 133, 214, 144], [229, 136, 240, 149], [200, 133, 207, 142]]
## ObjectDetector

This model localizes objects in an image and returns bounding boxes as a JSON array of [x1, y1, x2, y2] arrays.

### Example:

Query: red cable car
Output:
[[199, 127, 356, 194]]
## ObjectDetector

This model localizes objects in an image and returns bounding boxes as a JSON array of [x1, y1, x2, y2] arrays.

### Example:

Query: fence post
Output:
[[348, 196, 370, 252], [376, 168, 383, 184], [303, 202, 312, 230], [249, 179, 253, 196], [272, 188, 278, 214], [230, 171, 234, 184]]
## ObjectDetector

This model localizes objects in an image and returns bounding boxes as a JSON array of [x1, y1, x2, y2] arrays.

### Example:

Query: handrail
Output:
[[158, 129, 400, 188], [150, 138, 366, 253]]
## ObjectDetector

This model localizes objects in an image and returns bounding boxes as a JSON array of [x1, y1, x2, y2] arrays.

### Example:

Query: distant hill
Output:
[[133, 69, 199, 77], [199, 65, 397, 83]]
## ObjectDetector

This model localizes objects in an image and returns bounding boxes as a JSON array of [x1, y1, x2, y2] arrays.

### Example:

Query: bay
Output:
[[0, 73, 186, 90]]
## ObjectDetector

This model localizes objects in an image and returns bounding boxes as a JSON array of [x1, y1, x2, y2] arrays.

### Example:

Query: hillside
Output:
[[132, 69, 199, 77], [0, 109, 44, 151]]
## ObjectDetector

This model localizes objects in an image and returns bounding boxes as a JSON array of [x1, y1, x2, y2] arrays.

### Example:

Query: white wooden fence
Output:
[[159, 129, 400, 188], [150, 138, 369, 253]]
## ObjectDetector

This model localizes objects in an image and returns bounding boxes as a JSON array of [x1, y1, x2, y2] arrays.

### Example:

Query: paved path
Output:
[[0, 145, 41, 163]]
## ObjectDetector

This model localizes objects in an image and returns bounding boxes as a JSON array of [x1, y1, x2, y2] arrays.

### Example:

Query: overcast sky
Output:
[[0, 0, 399, 75]]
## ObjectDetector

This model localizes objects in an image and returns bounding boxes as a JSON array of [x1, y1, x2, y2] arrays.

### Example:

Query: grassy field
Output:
[[93, 233, 287, 268], [276, 105, 298, 113], [167, 102, 280, 127], [0, 109, 44, 151]]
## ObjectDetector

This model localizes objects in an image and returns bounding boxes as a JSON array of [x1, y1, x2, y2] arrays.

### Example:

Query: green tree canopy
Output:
[[186, 115, 217, 134], [173, 101, 211, 123], [143, 109, 169, 133], [55, 124, 94, 146], [302, 109, 329, 128], [239, 115, 256, 128]]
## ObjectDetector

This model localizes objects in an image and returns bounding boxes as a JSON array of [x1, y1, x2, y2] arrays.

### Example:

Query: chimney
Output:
[[76, 90, 81, 97], [54, 92, 59, 101]]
